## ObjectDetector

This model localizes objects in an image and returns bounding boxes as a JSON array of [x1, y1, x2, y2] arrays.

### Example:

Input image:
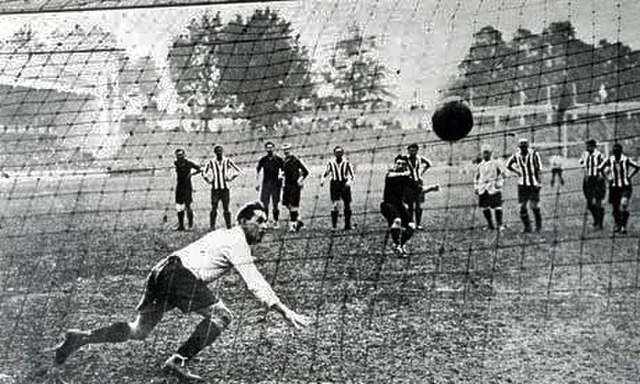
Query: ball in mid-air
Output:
[[431, 97, 474, 142]]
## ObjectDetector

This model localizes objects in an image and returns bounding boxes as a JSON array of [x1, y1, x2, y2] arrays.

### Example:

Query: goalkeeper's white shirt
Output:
[[171, 226, 280, 308], [475, 159, 504, 195]]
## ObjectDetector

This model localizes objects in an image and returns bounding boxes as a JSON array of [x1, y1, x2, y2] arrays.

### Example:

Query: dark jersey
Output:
[[283, 155, 309, 186], [175, 158, 201, 189], [383, 170, 412, 206], [257, 155, 284, 184]]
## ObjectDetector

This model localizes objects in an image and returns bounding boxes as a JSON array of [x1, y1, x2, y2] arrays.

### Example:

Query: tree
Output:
[[324, 23, 393, 111], [168, 9, 314, 130]]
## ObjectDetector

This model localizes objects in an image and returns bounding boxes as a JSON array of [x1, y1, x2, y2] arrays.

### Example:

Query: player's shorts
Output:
[[380, 202, 412, 228], [136, 255, 217, 314], [478, 192, 502, 209], [260, 181, 282, 205], [609, 185, 632, 205], [403, 180, 425, 205], [330, 180, 352, 203], [175, 185, 193, 205], [583, 176, 606, 201], [283, 184, 302, 207], [211, 188, 230, 208], [517, 185, 541, 204]]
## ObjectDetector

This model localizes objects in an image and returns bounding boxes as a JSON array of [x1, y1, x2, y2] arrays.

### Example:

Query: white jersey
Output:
[[475, 158, 504, 195], [163, 226, 279, 307]]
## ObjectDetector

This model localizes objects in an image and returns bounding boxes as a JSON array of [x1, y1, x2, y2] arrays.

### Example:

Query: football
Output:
[[431, 96, 474, 142]]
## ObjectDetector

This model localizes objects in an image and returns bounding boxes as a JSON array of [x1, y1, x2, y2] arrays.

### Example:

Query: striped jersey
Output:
[[474, 159, 504, 195], [203, 157, 242, 190], [325, 158, 355, 182], [506, 150, 542, 186], [406, 155, 432, 181], [599, 154, 639, 187], [579, 150, 604, 177]]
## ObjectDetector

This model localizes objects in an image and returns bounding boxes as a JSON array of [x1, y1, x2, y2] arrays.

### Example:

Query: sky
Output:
[[1, 0, 639, 107]]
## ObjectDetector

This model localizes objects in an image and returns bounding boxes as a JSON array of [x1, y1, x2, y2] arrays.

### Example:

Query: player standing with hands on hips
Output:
[[203, 144, 244, 229], [474, 144, 505, 231], [321, 146, 355, 231], [256, 141, 284, 229], [173, 148, 202, 231], [579, 139, 606, 230], [598, 143, 640, 234], [507, 138, 543, 233]]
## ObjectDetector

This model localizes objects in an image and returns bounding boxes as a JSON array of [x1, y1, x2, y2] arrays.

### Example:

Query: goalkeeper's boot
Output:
[[163, 354, 205, 382], [55, 330, 87, 364]]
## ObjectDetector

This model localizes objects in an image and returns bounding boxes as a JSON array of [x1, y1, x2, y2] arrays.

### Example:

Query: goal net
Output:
[[1, 1, 639, 383]]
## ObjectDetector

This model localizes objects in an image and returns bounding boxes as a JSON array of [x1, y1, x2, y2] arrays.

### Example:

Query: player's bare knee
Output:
[[621, 198, 630, 210], [391, 218, 402, 229], [332, 201, 341, 211], [127, 321, 149, 340], [175, 204, 185, 213], [199, 302, 233, 330]]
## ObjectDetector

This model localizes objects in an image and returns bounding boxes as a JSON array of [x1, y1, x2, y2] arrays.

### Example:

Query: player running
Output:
[[54, 201, 312, 382], [381, 155, 438, 256], [320, 146, 355, 231]]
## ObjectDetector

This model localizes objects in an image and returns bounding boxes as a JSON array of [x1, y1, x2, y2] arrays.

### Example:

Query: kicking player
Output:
[[474, 145, 504, 231], [282, 143, 309, 232], [173, 148, 202, 231], [381, 155, 438, 256], [256, 141, 284, 228], [320, 146, 355, 231], [54, 201, 312, 382], [203, 144, 244, 229], [506, 138, 543, 233], [579, 139, 606, 229], [405, 143, 432, 230], [598, 143, 639, 234]]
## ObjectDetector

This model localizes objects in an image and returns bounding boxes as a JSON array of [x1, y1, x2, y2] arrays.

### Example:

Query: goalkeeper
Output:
[[55, 201, 312, 381]]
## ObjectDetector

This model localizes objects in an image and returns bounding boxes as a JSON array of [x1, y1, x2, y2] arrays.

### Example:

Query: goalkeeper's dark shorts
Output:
[[136, 255, 218, 314]]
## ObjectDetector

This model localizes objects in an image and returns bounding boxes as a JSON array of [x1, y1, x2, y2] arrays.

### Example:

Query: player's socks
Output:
[[273, 208, 279, 222], [532, 208, 542, 231], [344, 208, 352, 230], [598, 207, 605, 228], [612, 206, 621, 227], [400, 227, 414, 245], [331, 210, 339, 228], [622, 210, 630, 227], [390, 227, 401, 245], [176, 319, 222, 360], [85, 322, 131, 343], [520, 208, 532, 232], [415, 208, 423, 228], [495, 208, 503, 227], [187, 210, 194, 228], [210, 211, 216, 230], [482, 209, 494, 229], [177, 212, 185, 230], [223, 212, 232, 229], [291, 211, 299, 222]]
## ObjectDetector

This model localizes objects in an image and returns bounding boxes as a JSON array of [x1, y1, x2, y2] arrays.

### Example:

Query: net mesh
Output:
[[2, 0, 640, 382]]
